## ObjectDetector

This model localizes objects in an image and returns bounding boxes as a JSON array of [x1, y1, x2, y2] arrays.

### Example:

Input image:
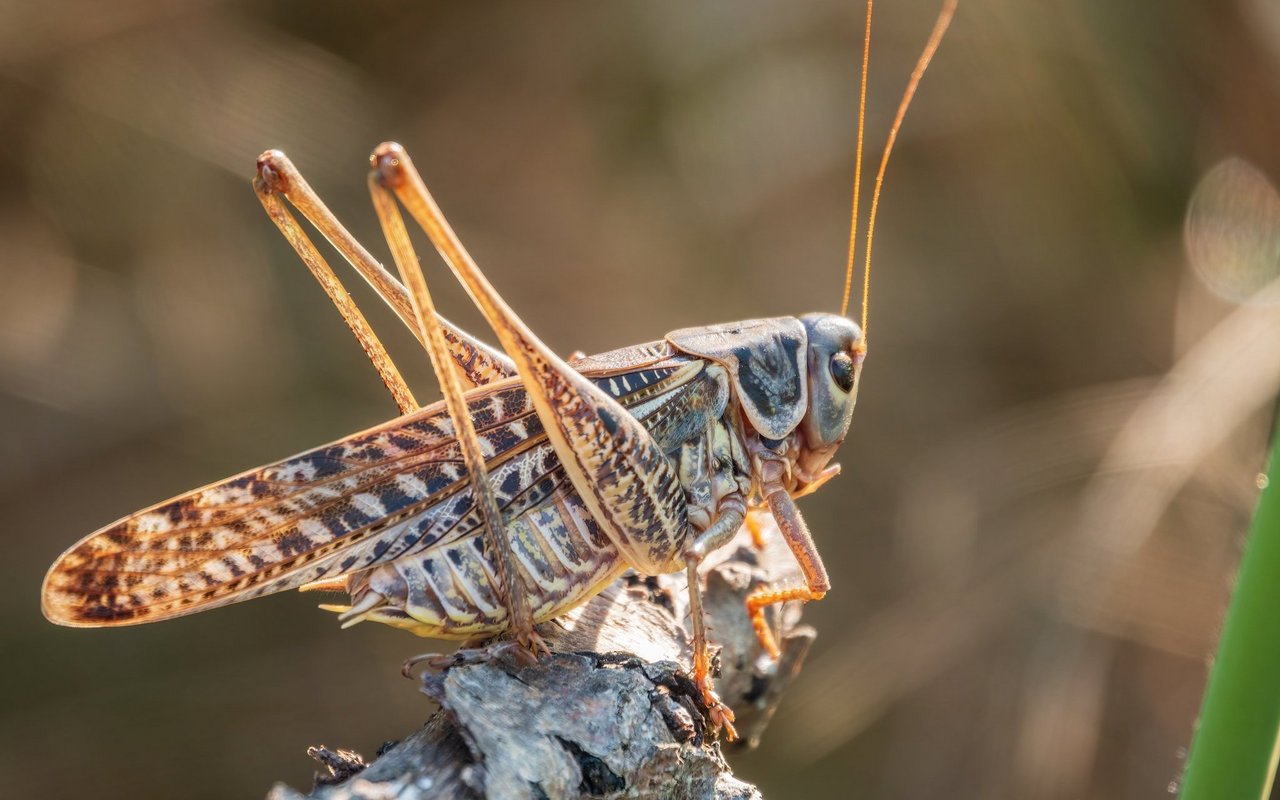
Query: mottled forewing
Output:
[[42, 348, 706, 627]]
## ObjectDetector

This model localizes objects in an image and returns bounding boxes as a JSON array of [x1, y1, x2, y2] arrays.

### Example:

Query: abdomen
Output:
[[348, 476, 628, 638]]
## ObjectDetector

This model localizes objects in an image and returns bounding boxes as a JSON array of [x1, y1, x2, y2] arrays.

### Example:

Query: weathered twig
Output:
[[266, 520, 814, 800]]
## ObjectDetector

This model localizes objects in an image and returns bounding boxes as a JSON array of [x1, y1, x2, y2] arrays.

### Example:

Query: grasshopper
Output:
[[41, 0, 956, 740]]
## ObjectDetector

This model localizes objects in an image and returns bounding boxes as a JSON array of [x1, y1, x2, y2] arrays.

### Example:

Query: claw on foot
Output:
[[698, 678, 738, 741], [691, 644, 738, 741], [520, 628, 552, 661]]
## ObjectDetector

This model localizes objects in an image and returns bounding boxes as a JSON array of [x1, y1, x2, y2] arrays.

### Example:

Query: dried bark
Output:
[[265, 522, 814, 800]]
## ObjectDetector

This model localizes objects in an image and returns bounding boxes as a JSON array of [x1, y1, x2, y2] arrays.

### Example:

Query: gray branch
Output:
[[266, 524, 814, 800]]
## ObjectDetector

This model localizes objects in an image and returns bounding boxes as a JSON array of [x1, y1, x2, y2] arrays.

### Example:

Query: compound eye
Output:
[[829, 351, 856, 393]]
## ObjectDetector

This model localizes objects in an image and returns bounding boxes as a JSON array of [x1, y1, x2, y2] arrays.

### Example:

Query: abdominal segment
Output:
[[337, 484, 628, 638]]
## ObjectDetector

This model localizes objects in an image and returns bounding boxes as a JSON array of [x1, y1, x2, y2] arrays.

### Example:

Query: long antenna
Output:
[[839, 0, 874, 320], [850, 0, 958, 349]]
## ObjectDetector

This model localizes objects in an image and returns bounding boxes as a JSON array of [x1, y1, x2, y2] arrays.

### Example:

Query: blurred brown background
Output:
[[5, 0, 1280, 798]]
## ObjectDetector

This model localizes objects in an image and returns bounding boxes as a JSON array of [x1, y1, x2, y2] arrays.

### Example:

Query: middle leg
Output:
[[683, 499, 747, 740]]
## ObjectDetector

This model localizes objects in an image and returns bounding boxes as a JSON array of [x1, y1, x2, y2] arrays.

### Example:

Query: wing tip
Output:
[[40, 564, 79, 627], [41, 563, 148, 628], [42, 592, 144, 628]]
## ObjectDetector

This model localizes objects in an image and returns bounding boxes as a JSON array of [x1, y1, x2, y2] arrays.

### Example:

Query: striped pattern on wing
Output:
[[41, 346, 709, 627]]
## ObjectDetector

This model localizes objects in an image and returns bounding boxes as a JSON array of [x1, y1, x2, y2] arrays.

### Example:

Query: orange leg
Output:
[[745, 509, 769, 550], [746, 471, 832, 659], [746, 585, 827, 659]]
